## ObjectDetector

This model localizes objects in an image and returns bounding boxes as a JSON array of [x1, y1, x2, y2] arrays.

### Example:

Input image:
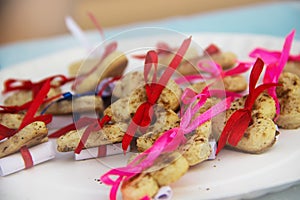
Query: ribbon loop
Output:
[[122, 37, 192, 151], [250, 30, 296, 116], [74, 115, 111, 154], [0, 79, 53, 141], [3, 75, 74, 96], [216, 58, 280, 154]]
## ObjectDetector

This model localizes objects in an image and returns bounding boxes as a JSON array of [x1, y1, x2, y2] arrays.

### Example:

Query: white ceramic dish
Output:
[[0, 33, 299, 200]]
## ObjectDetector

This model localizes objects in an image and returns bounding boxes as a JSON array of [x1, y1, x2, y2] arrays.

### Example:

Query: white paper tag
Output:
[[0, 141, 55, 176]]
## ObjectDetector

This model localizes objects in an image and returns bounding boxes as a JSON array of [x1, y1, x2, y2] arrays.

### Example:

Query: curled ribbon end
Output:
[[122, 134, 132, 152]]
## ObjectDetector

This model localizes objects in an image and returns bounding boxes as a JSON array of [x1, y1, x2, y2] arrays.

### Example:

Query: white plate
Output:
[[0, 33, 300, 200]]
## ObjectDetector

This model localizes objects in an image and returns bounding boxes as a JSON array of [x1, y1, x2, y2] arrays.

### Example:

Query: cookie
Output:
[[176, 51, 237, 76], [56, 122, 128, 152], [190, 75, 247, 93], [223, 75, 248, 93], [136, 109, 180, 152], [233, 116, 277, 153], [73, 51, 128, 93], [210, 51, 237, 70], [105, 79, 182, 123], [276, 72, 300, 129], [68, 58, 99, 77], [44, 95, 104, 115], [4, 87, 61, 106], [150, 152, 189, 186], [283, 61, 300, 78], [0, 121, 48, 158], [121, 173, 159, 200], [113, 71, 145, 99], [213, 93, 277, 154], [159, 47, 237, 76], [180, 121, 212, 166], [121, 152, 189, 200], [0, 113, 24, 129]]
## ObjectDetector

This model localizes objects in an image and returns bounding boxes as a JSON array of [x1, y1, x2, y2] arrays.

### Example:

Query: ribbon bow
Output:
[[249, 30, 296, 116], [0, 80, 53, 140], [121, 37, 192, 151], [216, 58, 279, 154], [2, 75, 74, 97], [48, 115, 111, 153], [101, 86, 232, 200], [47, 77, 121, 153]]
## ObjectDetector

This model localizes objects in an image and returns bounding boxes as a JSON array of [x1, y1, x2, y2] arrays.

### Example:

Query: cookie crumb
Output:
[[94, 178, 102, 184]]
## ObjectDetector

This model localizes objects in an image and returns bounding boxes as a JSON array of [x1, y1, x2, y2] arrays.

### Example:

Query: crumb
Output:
[[94, 178, 102, 184]]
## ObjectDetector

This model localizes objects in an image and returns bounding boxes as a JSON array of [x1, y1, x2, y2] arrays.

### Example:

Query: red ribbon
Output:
[[74, 115, 111, 154], [48, 115, 111, 154], [216, 58, 279, 154], [204, 44, 221, 55], [97, 145, 107, 157], [48, 116, 104, 138], [0, 80, 53, 140], [0, 124, 16, 140], [122, 37, 192, 151], [0, 92, 64, 115], [20, 146, 34, 169], [3, 75, 74, 97], [0, 102, 32, 114]]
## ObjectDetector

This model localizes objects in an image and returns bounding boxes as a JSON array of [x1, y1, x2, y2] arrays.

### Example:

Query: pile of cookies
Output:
[[0, 42, 128, 174], [99, 31, 300, 200], [0, 30, 299, 200]]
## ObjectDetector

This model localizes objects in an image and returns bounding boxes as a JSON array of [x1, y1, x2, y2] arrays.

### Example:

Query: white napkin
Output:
[[0, 141, 55, 176], [75, 143, 129, 160]]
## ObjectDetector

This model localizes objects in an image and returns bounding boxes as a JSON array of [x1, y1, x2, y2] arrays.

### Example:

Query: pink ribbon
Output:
[[100, 87, 232, 200], [87, 12, 105, 41], [175, 61, 252, 84], [249, 29, 296, 116]]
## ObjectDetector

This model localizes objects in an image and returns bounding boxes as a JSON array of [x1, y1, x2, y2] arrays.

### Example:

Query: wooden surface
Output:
[[0, 0, 274, 44]]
